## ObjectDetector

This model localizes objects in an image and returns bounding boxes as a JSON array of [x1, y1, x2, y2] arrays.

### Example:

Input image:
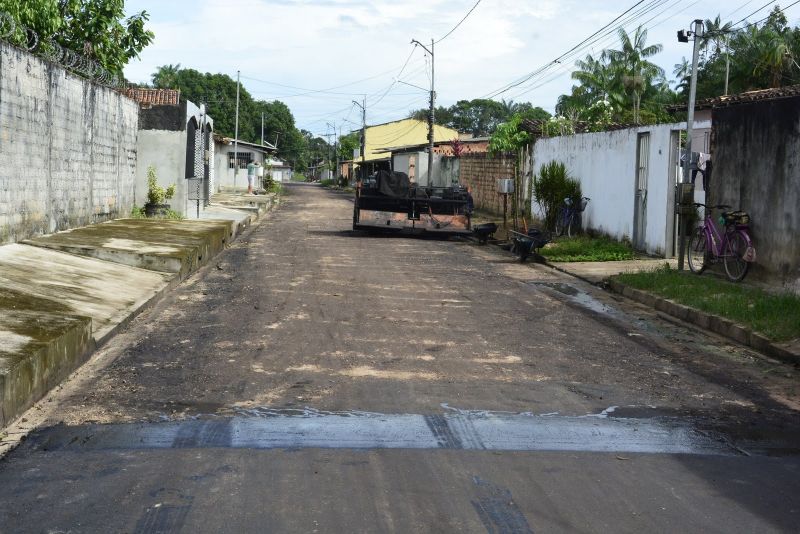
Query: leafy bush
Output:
[[146, 165, 176, 205], [542, 236, 634, 262], [533, 161, 581, 230]]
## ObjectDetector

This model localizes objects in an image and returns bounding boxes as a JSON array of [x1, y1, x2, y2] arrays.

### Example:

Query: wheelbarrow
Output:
[[473, 222, 498, 245], [509, 228, 551, 262]]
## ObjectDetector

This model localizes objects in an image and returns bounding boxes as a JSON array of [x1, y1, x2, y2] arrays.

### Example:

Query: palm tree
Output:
[[605, 26, 664, 123], [152, 63, 182, 89], [703, 16, 734, 93], [673, 57, 690, 93]]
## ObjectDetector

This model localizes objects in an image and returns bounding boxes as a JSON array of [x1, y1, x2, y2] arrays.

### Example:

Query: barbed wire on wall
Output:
[[0, 11, 125, 89]]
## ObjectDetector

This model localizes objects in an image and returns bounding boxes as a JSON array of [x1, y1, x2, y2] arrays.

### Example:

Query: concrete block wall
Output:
[[712, 98, 800, 292], [0, 41, 139, 244], [457, 153, 515, 215]]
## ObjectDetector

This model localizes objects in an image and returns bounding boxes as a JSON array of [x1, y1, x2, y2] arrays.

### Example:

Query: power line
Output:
[[731, 0, 778, 26], [505, 0, 683, 99], [481, 0, 665, 99], [732, 0, 800, 28], [435, 0, 483, 44]]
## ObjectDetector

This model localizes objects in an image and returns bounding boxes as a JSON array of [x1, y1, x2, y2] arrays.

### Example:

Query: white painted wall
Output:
[[214, 143, 269, 190], [135, 131, 186, 214], [531, 120, 710, 257]]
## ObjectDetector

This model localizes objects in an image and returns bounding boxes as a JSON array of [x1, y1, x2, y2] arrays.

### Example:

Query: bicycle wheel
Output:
[[554, 209, 565, 236], [723, 231, 750, 282], [567, 213, 581, 237], [686, 228, 708, 274]]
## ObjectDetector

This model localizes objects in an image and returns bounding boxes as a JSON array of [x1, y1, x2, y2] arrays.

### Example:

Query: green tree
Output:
[[152, 66, 310, 170], [693, 7, 800, 98], [412, 99, 549, 136], [605, 25, 664, 124], [337, 132, 359, 162], [0, 0, 154, 75], [152, 63, 181, 89]]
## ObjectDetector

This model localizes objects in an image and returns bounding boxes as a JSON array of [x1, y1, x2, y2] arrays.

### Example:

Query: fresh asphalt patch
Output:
[[25, 407, 735, 456]]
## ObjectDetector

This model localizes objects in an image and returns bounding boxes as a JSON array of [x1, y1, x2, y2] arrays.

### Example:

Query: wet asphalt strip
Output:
[[26, 408, 735, 456]]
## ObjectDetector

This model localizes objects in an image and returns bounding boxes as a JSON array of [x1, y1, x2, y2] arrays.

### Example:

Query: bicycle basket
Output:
[[723, 210, 750, 225]]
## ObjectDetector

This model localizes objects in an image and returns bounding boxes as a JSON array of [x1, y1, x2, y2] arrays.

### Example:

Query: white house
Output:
[[129, 88, 215, 217], [213, 136, 277, 191]]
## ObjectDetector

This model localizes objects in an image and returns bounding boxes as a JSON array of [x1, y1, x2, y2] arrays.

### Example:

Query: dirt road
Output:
[[1, 183, 797, 533]]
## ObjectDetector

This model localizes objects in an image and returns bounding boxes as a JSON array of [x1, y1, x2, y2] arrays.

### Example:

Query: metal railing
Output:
[[0, 11, 125, 89]]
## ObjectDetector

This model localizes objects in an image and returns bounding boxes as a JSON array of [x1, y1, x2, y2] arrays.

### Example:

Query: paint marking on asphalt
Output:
[[26, 408, 735, 456]]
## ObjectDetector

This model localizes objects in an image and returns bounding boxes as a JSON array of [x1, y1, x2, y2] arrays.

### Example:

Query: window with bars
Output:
[[228, 152, 254, 169]]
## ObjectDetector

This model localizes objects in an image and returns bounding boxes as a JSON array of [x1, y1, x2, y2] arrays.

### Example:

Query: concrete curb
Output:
[[606, 279, 800, 365]]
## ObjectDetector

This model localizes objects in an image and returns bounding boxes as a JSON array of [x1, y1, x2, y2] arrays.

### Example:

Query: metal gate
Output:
[[633, 132, 650, 250]]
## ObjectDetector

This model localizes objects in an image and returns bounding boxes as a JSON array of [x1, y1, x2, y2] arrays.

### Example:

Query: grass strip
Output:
[[542, 236, 635, 262], [615, 266, 800, 342]]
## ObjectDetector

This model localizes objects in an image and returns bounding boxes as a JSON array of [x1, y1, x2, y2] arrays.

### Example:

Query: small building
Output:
[[351, 118, 460, 178], [128, 88, 214, 218], [265, 156, 293, 183], [213, 136, 277, 191]]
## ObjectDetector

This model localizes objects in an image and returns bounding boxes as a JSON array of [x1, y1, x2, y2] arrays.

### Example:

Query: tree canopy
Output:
[[152, 65, 325, 172], [0, 0, 154, 74], [412, 99, 550, 137], [683, 7, 800, 99], [556, 25, 674, 127]]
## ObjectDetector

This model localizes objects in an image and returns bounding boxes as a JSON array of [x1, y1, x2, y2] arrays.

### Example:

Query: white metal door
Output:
[[633, 133, 650, 250]]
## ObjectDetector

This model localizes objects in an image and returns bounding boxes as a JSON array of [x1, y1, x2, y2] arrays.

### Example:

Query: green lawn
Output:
[[291, 173, 307, 182], [615, 266, 800, 342], [541, 236, 635, 262]]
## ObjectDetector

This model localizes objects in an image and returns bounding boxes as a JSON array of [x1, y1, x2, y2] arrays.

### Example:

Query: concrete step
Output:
[[24, 218, 234, 280]]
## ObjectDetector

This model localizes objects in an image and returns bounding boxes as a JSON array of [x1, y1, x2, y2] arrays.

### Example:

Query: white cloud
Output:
[[125, 0, 778, 131]]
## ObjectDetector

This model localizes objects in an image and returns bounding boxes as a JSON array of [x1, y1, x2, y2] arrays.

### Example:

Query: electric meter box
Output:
[[496, 178, 514, 194]]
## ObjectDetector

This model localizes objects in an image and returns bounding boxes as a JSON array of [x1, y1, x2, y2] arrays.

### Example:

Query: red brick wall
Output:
[[458, 153, 515, 215]]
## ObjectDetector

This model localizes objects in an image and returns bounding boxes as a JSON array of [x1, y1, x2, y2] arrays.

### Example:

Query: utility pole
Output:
[[234, 70, 241, 190], [677, 19, 703, 270], [411, 38, 435, 186], [353, 97, 366, 181], [326, 121, 338, 182], [261, 112, 265, 146]]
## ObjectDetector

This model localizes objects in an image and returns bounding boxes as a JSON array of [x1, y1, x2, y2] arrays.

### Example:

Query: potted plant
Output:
[[144, 165, 176, 217]]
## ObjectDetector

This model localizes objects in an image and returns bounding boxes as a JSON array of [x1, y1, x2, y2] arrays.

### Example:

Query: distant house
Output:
[[128, 88, 214, 217], [213, 136, 277, 191], [265, 156, 293, 183], [351, 118, 460, 178]]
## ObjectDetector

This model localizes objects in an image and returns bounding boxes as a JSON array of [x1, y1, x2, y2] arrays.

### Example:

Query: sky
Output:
[[123, 0, 800, 136]]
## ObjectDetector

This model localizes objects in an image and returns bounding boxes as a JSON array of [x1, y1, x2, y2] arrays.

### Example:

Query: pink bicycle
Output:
[[687, 203, 756, 282]]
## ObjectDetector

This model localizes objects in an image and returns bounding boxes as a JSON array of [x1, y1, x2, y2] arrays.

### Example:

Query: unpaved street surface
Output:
[[0, 183, 798, 533]]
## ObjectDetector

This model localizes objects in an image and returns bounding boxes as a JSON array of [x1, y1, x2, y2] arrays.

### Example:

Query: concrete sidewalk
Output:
[[0, 192, 279, 429], [547, 258, 677, 284]]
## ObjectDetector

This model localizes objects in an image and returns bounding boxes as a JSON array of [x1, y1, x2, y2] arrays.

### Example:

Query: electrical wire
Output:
[[480, 0, 666, 99], [731, 0, 779, 26], [434, 0, 483, 44], [486, 0, 674, 100]]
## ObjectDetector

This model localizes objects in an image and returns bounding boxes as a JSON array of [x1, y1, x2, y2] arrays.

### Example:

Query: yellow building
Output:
[[358, 118, 459, 165]]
